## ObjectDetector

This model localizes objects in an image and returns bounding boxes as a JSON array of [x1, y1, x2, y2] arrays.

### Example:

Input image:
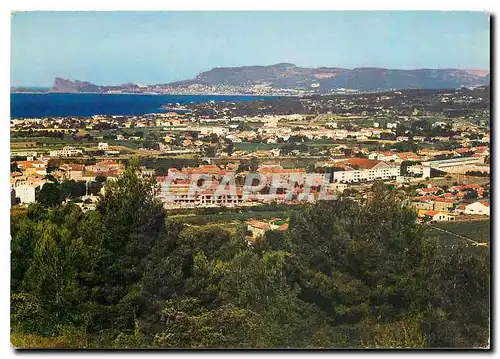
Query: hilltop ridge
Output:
[[11, 63, 490, 95]]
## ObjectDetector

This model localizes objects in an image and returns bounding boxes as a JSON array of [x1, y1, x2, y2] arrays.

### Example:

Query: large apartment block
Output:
[[332, 158, 401, 183]]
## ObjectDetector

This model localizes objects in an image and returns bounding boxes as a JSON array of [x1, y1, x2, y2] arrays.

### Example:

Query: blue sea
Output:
[[10, 93, 277, 118]]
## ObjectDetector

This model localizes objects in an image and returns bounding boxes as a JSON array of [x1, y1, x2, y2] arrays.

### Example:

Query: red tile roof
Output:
[[345, 158, 384, 170], [419, 187, 442, 193], [424, 210, 440, 216], [277, 223, 289, 231], [474, 146, 488, 152], [434, 198, 454, 203], [247, 220, 270, 230]]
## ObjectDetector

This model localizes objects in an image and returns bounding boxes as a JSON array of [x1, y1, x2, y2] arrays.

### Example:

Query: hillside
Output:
[[11, 63, 490, 95], [184, 63, 490, 92]]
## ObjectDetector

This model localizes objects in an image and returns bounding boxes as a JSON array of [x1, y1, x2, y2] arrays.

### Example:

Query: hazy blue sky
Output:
[[11, 11, 490, 86]]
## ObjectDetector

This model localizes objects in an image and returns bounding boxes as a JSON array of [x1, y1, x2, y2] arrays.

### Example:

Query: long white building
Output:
[[332, 158, 401, 183], [49, 146, 83, 157]]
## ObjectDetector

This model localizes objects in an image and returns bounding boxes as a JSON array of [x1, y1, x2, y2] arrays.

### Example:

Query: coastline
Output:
[[10, 91, 292, 97]]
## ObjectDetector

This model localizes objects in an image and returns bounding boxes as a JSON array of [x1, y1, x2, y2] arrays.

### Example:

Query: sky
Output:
[[11, 11, 490, 87]]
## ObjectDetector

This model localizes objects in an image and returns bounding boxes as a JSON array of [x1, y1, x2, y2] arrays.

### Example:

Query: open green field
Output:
[[11, 136, 151, 152], [234, 139, 383, 152], [425, 219, 490, 259], [234, 142, 278, 151], [170, 209, 297, 225], [428, 220, 491, 243], [108, 139, 144, 149], [11, 137, 78, 145], [167, 204, 302, 226], [211, 156, 322, 170]]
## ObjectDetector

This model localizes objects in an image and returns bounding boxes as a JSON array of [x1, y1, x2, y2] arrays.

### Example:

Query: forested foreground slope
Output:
[[11, 162, 490, 348]]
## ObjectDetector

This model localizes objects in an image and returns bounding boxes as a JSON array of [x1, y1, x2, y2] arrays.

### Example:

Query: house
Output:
[[473, 146, 490, 157], [247, 220, 271, 238], [434, 136, 450, 142], [416, 186, 442, 196], [413, 196, 433, 208], [449, 184, 484, 197], [412, 196, 454, 212], [464, 201, 490, 216], [90, 160, 124, 173], [455, 147, 473, 156], [397, 152, 422, 162], [98, 142, 109, 150], [59, 164, 85, 181], [16, 160, 47, 176], [420, 210, 455, 222], [433, 198, 455, 212], [455, 204, 467, 214], [368, 151, 400, 162]]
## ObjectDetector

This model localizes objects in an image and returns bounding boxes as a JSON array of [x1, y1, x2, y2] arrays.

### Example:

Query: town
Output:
[[11, 87, 490, 243]]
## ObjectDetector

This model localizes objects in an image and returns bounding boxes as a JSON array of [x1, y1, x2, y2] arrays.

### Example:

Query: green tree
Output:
[[250, 158, 259, 172], [38, 183, 62, 208], [87, 158, 166, 335], [11, 161, 20, 172]]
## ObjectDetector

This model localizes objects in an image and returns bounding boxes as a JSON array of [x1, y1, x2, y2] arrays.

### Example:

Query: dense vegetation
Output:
[[11, 161, 490, 348]]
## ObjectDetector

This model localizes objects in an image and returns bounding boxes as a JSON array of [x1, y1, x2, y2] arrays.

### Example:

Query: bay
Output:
[[10, 93, 277, 118]]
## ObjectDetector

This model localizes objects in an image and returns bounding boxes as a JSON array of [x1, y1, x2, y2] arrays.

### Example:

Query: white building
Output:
[[464, 201, 490, 216], [49, 146, 83, 157], [422, 156, 486, 178], [422, 211, 456, 222], [269, 148, 281, 157], [247, 220, 270, 238], [98, 142, 109, 150], [332, 159, 400, 183], [368, 151, 400, 162], [14, 184, 38, 204], [11, 151, 38, 158], [191, 126, 229, 136], [329, 182, 348, 194], [407, 164, 424, 176]]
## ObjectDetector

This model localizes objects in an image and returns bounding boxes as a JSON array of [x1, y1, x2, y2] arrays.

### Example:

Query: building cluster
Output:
[[10, 157, 134, 206], [11, 99, 490, 164], [155, 163, 328, 209], [246, 219, 289, 239], [412, 183, 490, 222]]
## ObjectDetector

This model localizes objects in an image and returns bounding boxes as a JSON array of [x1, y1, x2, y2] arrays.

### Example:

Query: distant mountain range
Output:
[[11, 63, 490, 95]]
